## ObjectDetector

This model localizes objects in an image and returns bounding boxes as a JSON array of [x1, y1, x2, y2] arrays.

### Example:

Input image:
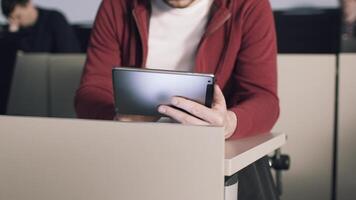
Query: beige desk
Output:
[[0, 116, 285, 200], [225, 133, 286, 176]]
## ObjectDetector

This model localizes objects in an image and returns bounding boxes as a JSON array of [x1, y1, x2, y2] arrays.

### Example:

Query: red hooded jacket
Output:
[[75, 0, 279, 139]]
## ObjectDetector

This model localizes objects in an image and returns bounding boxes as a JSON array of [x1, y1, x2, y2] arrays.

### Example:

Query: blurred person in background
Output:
[[0, 0, 81, 115], [1, 0, 80, 53], [343, 0, 356, 37]]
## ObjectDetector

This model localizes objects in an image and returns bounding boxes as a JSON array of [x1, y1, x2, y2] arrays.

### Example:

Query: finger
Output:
[[158, 105, 209, 126], [212, 84, 227, 109], [170, 96, 223, 125]]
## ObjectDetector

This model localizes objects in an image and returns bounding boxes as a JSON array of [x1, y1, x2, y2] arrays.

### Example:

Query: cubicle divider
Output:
[[0, 116, 226, 200], [48, 55, 86, 117], [336, 53, 356, 200], [4, 53, 356, 200], [6, 54, 49, 116], [272, 54, 336, 200], [0, 115, 287, 200], [6, 53, 86, 118]]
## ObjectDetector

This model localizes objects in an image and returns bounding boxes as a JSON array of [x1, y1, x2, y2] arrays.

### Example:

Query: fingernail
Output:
[[158, 106, 166, 113]]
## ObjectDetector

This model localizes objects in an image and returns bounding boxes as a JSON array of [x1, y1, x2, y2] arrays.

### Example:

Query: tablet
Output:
[[112, 67, 215, 116]]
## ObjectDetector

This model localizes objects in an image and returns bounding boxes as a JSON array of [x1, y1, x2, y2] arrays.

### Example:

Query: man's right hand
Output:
[[114, 114, 160, 122]]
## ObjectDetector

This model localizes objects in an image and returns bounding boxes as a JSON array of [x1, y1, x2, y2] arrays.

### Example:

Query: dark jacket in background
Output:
[[4, 8, 80, 53], [0, 8, 80, 114]]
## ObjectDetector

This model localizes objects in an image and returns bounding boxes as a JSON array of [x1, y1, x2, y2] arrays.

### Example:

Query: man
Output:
[[344, 0, 356, 25], [76, 0, 280, 198], [343, 0, 356, 37], [75, 0, 279, 140], [1, 0, 80, 52]]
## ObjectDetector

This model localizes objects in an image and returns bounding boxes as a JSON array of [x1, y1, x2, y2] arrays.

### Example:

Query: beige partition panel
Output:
[[49, 54, 86, 117], [337, 53, 356, 200], [6, 53, 86, 118], [0, 116, 225, 200], [273, 55, 336, 200], [6, 54, 49, 116]]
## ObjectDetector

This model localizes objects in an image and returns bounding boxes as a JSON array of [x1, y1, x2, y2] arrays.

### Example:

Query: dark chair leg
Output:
[[237, 156, 280, 200]]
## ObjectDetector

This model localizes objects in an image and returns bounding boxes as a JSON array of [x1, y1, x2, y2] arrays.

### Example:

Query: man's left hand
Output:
[[158, 84, 237, 139]]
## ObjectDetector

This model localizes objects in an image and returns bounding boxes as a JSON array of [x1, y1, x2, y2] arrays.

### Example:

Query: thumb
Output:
[[212, 84, 226, 109]]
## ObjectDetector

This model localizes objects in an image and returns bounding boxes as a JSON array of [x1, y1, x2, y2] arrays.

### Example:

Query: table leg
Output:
[[225, 172, 239, 200]]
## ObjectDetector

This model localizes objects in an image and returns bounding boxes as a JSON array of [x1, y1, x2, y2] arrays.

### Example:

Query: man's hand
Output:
[[344, 0, 356, 24], [8, 17, 20, 33], [114, 114, 160, 122], [157, 84, 237, 139]]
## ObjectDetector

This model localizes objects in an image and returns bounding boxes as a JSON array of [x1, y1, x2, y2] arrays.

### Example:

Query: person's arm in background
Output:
[[74, 0, 120, 119], [51, 10, 81, 53], [228, 0, 279, 139]]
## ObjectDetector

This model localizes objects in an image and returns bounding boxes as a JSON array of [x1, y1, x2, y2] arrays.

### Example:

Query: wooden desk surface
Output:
[[224, 133, 286, 176]]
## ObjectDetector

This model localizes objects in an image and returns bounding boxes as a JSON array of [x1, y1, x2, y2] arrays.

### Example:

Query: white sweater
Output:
[[146, 0, 213, 72]]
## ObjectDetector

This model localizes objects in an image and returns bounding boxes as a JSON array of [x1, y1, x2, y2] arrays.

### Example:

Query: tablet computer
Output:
[[112, 67, 215, 116]]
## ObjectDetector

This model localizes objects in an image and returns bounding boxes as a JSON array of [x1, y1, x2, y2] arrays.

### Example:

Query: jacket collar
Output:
[[132, 0, 232, 37], [132, 0, 232, 68]]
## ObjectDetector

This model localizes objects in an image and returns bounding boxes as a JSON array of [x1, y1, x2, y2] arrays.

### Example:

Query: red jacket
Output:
[[75, 0, 279, 139]]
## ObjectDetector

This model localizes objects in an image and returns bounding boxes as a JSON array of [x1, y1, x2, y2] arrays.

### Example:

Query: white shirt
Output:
[[146, 0, 213, 72]]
